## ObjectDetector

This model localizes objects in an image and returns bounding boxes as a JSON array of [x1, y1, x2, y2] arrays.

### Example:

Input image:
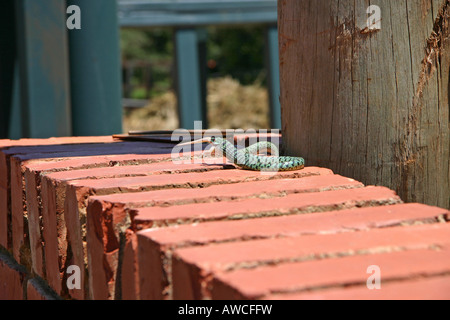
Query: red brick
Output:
[[121, 230, 139, 300], [18, 152, 171, 172], [264, 275, 450, 300], [40, 177, 66, 296], [85, 173, 361, 299], [90, 174, 362, 208], [26, 280, 46, 300], [172, 223, 450, 299], [3, 138, 176, 253], [72, 166, 331, 192], [85, 199, 111, 300], [10, 157, 26, 264], [136, 203, 445, 246], [136, 203, 447, 300], [28, 161, 226, 281], [0, 186, 8, 249], [85, 167, 332, 300], [0, 249, 27, 300], [40, 162, 231, 298], [1, 135, 296, 299], [26, 278, 60, 300], [136, 230, 169, 300], [133, 186, 400, 228], [0, 136, 123, 248], [0, 151, 10, 247], [0, 137, 128, 250], [210, 245, 450, 299], [0, 135, 115, 190], [46, 161, 230, 182], [20, 152, 179, 293], [24, 169, 44, 277], [0, 261, 25, 300], [63, 185, 90, 300], [7, 141, 186, 295], [0, 135, 113, 199]]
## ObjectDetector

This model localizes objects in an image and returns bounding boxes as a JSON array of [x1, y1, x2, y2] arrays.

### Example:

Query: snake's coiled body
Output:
[[214, 137, 305, 172]]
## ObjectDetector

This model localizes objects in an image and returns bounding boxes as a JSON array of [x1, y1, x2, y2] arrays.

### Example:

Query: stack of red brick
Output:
[[0, 136, 449, 300]]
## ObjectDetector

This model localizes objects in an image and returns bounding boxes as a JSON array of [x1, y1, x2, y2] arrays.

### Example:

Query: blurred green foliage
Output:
[[120, 26, 266, 98], [120, 28, 173, 61], [120, 28, 174, 98], [206, 26, 266, 85]]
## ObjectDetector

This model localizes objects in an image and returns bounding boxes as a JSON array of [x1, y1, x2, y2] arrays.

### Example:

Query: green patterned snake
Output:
[[180, 136, 305, 171]]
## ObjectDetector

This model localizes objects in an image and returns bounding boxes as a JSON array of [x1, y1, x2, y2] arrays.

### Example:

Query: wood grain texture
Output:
[[278, 0, 449, 208]]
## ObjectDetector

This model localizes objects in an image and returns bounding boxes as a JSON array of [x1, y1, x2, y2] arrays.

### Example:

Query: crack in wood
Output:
[[400, 0, 450, 202]]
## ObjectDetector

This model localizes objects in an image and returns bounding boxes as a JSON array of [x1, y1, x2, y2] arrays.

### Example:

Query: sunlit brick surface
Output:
[[0, 136, 448, 300]]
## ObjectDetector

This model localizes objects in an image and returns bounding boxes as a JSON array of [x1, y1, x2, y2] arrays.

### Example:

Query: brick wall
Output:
[[0, 136, 449, 300]]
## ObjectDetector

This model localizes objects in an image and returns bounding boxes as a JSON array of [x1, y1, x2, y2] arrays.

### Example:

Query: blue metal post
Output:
[[14, 0, 72, 138], [0, 0, 16, 139], [175, 28, 208, 129], [266, 25, 281, 129], [67, 0, 123, 136], [8, 62, 22, 140]]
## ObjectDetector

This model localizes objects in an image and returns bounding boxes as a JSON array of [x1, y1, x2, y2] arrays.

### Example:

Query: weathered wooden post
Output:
[[278, 0, 449, 208]]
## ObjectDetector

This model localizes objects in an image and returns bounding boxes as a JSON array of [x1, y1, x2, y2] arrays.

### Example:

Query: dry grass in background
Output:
[[122, 90, 178, 133], [122, 76, 269, 133]]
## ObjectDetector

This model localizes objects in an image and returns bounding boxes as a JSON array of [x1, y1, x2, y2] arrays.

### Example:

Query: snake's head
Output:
[[210, 136, 224, 146]]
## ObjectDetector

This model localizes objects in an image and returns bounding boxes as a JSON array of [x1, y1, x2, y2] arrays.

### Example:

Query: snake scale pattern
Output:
[[210, 137, 305, 172]]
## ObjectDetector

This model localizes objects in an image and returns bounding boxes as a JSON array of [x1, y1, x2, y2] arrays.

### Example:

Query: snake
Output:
[[179, 136, 305, 172]]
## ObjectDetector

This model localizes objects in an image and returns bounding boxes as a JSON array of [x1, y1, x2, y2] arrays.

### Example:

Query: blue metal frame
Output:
[[68, 0, 123, 136], [1, 0, 279, 139], [8, 62, 22, 140], [0, 0, 16, 139], [175, 28, 208, 129], [118, 0, 277, 28], [14, 0, 72, 138], [266, 25, 281, 129], [118, 0, 281, 129], [1, 0, 123, 139]]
